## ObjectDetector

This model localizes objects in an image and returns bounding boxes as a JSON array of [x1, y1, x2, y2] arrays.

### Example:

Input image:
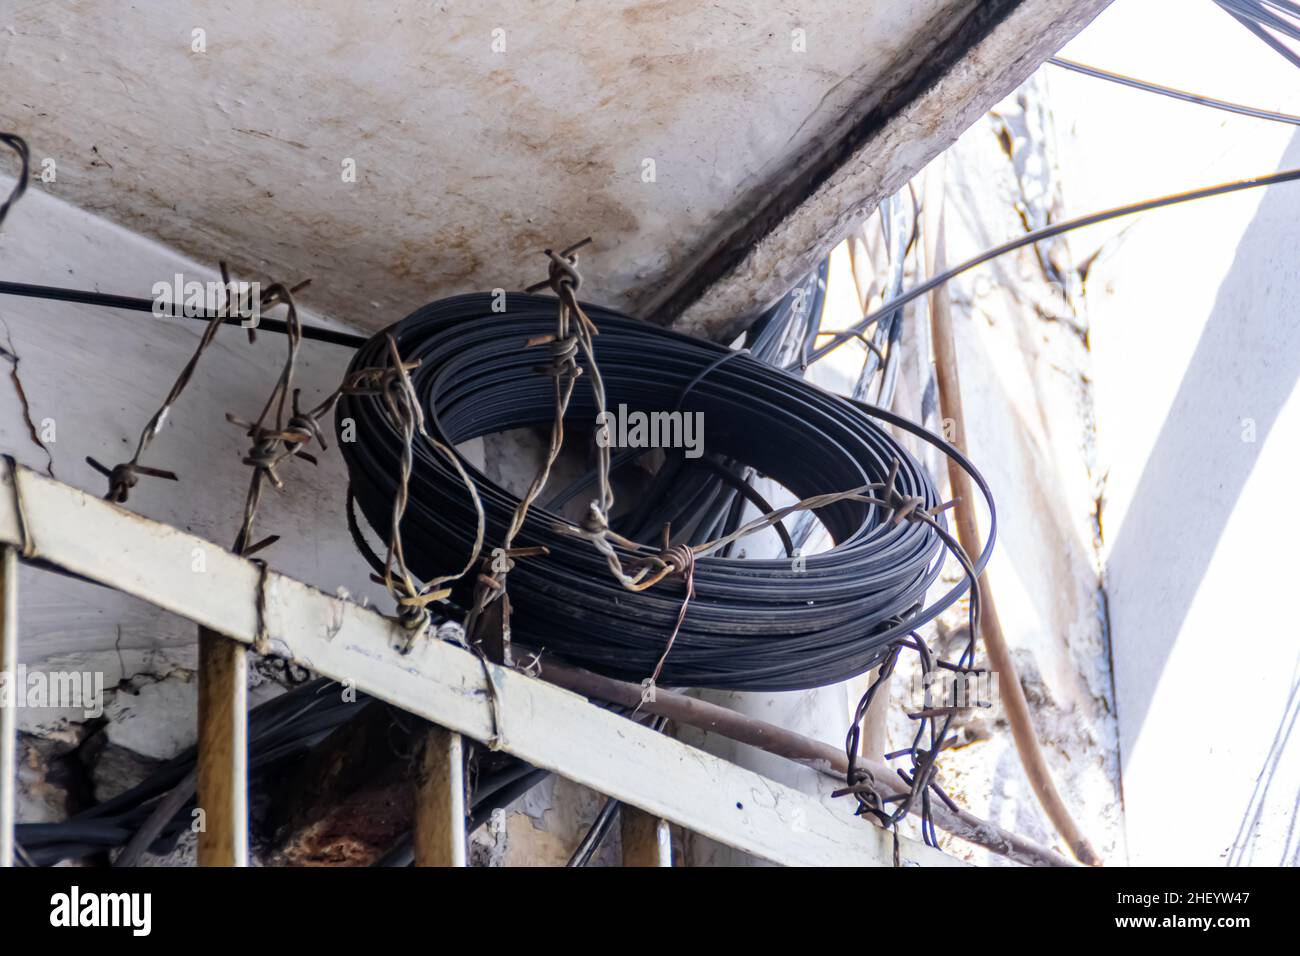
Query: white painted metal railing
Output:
[[0, 460, 957, 867]]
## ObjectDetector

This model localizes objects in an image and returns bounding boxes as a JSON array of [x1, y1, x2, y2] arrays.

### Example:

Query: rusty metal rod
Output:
[[196, 628, 248, 866], [534, 655, 1073, 867]]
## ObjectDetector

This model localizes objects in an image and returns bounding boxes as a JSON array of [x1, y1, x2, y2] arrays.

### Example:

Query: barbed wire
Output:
[[87, 266, 307, 504], [832, 501, 986, 858], [344, 334, 486, 651], [465, 239, 601, 661]]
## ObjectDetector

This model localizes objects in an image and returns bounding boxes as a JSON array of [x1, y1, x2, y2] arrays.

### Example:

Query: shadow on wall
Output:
[[1107, 129, 1300, 764]]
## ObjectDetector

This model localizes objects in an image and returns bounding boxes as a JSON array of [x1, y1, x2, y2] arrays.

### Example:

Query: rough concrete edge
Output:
[[658, 0, 1113, 341]]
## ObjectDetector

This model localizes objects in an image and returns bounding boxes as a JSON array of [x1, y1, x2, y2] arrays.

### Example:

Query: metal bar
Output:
[[0, 547, 16, 867], [413, 725, 466, 867], [196, 627, 248, 866], [621, 807, 671, 867], [0, 461, 954, 868]]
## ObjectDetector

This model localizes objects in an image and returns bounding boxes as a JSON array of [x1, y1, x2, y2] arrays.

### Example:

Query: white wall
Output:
[[0, 180, 389, 664], [1052, 0, 1300, 866]]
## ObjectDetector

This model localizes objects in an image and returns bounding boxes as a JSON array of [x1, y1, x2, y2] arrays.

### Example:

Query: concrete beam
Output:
[[650, 0, 1112, 340]]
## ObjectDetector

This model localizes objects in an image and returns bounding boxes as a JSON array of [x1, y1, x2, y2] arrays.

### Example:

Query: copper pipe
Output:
[[923, 160, 1100, 866]]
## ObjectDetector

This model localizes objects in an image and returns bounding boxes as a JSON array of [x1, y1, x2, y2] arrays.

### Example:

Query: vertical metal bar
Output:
[[0, 547, 17, 867], [196, 627, 247, 866], [653, 818, 672, 867], [621, 806, 672, 867], [857, 664, 891, 764], [413, 725, 466, 867]]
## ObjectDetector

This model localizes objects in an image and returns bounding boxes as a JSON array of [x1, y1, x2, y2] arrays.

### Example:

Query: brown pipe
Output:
[[535, 655, 1073, 867], [923, 160, 1100, 866]]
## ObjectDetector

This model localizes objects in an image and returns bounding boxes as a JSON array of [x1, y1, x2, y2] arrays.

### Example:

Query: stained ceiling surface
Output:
[[2, 0, 979, 331]]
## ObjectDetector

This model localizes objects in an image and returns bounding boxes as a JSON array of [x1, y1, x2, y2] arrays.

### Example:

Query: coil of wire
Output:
[[337, 292, 994, 692]]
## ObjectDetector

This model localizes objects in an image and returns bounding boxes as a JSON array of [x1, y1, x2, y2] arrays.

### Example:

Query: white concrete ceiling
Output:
[[1, 0, 992, 331]]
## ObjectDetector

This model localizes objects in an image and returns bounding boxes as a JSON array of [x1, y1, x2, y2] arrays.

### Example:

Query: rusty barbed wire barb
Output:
[[227, 280, 310, 557], [466, 238, 609, 664], [635, 540, 696, 709], [836, 504, 983, 851], [346, 334, 485, 652], [801, 450, 987, 853], [89, 264, 311, 505], [85, 458, 178, 504]]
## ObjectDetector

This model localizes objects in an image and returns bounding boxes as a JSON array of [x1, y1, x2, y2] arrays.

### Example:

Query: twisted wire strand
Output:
[[86, 266, 308, 503], [802, 165, 1300, 368], [338, 292, 996, 692]]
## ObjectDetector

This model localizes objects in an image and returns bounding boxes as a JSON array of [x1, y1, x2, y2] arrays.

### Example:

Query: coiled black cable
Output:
[[543, 262, 827, 557], [338, 292, 995, 692]]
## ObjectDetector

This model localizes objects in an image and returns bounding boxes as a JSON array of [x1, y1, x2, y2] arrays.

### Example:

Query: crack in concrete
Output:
[[0, 316, 55, 477]]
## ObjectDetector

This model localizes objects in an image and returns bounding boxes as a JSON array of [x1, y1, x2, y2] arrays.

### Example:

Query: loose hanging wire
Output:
[[344, 334, 486, 649], [801, 165, 1300, 368], [224, 279, 329, 560], [463, 238, 599, 661], [1047, 57, 1300, 126], [0, 133, 29, 232]]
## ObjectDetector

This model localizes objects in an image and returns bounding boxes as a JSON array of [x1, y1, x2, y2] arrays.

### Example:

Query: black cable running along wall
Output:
[[338, 293, 995, 692]]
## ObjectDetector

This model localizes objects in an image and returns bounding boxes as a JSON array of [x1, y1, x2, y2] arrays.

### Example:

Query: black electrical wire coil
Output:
[[338, 292, 995, 692]]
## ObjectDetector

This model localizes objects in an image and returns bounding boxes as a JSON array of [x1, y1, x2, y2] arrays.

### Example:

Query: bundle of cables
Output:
[[338, 291, 995, 692], [1216, 0, 1300, 70]]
